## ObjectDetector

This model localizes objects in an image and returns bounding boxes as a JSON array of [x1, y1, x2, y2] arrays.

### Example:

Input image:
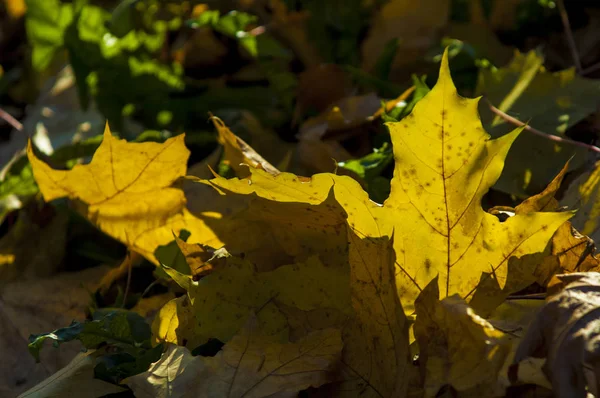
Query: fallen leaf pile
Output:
[[14, 46, 600, 397]]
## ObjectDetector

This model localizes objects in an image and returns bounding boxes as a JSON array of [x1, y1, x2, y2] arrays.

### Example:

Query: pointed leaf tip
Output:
[[103, 121, 112, 138], [437, 47, 456, 92]]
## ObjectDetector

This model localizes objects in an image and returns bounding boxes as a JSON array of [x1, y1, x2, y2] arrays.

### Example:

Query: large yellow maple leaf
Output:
[[205, 49, 572, 315], [26, 125, 214, 261]]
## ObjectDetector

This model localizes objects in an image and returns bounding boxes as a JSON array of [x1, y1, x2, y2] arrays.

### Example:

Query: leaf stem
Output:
[[582, 61, 600, 76], [557, 0, 582, 74], [0, 107, 23, 131], [121, 251, 133, 309], [487, 102, 600, 154]]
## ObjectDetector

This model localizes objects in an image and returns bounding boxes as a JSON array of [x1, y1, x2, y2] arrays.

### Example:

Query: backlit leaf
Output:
[[211, 115, 279, 177], [28, 309, 153, 361], [27, 123, 190, 262], [477, 50, 600, 196], [206, 49, 572, 316]]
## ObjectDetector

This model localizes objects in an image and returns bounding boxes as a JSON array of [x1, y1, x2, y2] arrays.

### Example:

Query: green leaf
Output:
[[63, 2, 184, 129], [0, 153, 37, 223], [154, 230, 192, 279], [94, 344, 164, 383], [382, 74, 430, 122], [28, 309, 153, 362], [339, 143, 393, 203], [189, 10, 259, 57], [25, 0, 74, 71], [477, 50, 600, 196]]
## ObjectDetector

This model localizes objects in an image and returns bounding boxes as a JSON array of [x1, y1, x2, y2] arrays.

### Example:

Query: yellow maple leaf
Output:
[[27, 124, 221, 262], [487, 163, 600, 288], [128, 317, 343, 398], [204, 49, 572, 316]]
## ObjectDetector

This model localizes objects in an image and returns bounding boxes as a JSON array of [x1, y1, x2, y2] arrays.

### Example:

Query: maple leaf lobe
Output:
[[380, 48, 572, 309]]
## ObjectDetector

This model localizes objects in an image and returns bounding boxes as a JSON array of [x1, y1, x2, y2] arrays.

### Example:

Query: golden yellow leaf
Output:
[[211, 115, 279, 177], [28, 122, 351, 269], [513, 160, 568, 214], [174, 237, 224, 278], [130, 292, 176, 320], [206, 49, 572, 316], [466, 164, 572, 314], [488, 163, 599, 288], [152, 295, 194, 347], [27, 123, 203, 262], [128, 319, 343, 398], [414, 279, 511, 396], [536, 222, 600, 286]]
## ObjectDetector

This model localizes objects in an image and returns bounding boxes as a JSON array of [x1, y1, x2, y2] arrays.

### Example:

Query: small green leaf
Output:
[[28, 309, 153, 362], [188, 10, 259, 57], [382, 75, 430, 122], [25, 0, 74, 71], [339, 143, 393, 203]]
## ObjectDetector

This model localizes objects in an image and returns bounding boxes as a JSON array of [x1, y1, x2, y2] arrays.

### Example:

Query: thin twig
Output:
[[557, 0, 582, 73], [121, 252, 133, 308], [140, 280, 160, 299], [487, 102, 600, 154], [506, 294, 546, 300], [582, 60, 600, 76], [0, 107, 23, 131]]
